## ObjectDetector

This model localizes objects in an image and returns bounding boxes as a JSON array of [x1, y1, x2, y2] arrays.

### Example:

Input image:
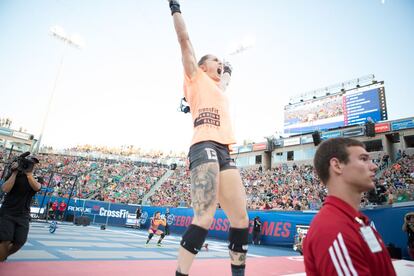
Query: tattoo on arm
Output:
[[190, 163, 218, 217]]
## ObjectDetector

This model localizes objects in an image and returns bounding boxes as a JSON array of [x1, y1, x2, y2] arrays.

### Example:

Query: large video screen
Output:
[[283, 83, 387, 134]]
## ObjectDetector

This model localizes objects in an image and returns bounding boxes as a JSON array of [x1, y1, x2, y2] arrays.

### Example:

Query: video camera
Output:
[[13, 151, 39, 173]]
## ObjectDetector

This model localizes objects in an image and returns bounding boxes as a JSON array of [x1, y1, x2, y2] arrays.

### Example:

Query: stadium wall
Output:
[[34, 195, 413, 259]]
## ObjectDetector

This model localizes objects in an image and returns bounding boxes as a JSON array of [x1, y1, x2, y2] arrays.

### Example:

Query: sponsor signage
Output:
[[391, 118, 414, 131], [12, 131, 31, 140], [67, 206, 92, 214], [284, 137, 301, 147], [252, 142, 267, 151], [237, 145, 253, 153], [375, 122, 390, 133], [300, 135, 314, 144], [31, 195, 412, 258], [321, 131, 342, 140], [0, 127, 12, 136], [99, 207, 129, 218], [342, 127, 364, 137]]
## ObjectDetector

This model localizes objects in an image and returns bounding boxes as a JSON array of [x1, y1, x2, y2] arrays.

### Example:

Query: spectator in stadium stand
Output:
[[167, 1, 249, 275], [261, 201, 272, 210], [382, 154, 390, 168], [303, 137, 396, 276], [58, 200, 67, 221], [0, 155, 41, 262]]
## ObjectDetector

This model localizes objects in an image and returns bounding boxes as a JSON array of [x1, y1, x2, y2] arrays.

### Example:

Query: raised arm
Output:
[[168, 0, 198, 79]]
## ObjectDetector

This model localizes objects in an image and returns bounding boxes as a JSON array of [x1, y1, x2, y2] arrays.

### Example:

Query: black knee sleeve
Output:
[[148, 233, 154, 239], [160, 233, 165, 239], [228, 227, 249, 253], [180, 224, 208, 255]]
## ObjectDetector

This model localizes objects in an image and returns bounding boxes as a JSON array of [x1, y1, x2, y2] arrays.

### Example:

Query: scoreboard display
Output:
[[284, 82, 387, 134], [344, 85, 387, 125]]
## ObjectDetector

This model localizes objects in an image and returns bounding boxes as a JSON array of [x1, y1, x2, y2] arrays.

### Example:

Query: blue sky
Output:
[[1, 0, 413, 153]]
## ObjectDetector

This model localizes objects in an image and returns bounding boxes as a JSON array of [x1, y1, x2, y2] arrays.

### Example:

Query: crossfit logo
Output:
[[194, 108, 220, 127], [99, 207, 129, 218]]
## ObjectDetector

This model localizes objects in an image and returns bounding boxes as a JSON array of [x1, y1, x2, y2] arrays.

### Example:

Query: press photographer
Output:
[[0, 152, 41, 261]]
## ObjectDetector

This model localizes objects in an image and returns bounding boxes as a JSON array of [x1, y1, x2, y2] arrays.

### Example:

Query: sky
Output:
[[1, 0, 413, 153]]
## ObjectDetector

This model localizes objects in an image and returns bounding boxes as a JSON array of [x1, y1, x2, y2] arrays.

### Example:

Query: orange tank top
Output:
[[184, 68, 236, 146]]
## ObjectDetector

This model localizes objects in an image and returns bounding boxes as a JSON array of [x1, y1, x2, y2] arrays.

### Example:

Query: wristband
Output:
[[170, 0, 181, 15], [223, 65, 232, 76]]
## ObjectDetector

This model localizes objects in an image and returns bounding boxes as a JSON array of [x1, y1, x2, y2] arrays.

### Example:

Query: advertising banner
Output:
[[321, 130, 342, 140], [33, 195, 412, 258], [391, 118, 414, 131], [342, 127, 364, 137], [375, 122, 391, 133], [283, 137, 301, 147], [252, 142, 267, 151]]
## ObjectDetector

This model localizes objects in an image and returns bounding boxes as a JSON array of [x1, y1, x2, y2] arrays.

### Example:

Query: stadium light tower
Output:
[[34, 26, 84, 153], [226, 35, 256, 57]]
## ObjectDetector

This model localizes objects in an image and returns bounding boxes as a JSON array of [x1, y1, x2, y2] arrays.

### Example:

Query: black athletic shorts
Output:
[[188, 141, 237, 171], [0, 213, 30, 245]]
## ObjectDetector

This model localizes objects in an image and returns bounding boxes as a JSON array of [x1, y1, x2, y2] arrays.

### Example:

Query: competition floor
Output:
[[1, 221, 413, 276]]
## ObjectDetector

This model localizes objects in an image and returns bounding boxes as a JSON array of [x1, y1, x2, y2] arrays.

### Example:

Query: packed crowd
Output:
[[148, 167, 191, 207], [0, 149, 169, 205], [241, 165, 326, 210], [147, 153, 414, 210], [1, 147, 413, 210], [366, 152, 414, 206]]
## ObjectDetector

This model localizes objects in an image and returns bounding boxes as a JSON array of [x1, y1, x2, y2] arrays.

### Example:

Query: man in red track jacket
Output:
[[303, 138, 396, 276]]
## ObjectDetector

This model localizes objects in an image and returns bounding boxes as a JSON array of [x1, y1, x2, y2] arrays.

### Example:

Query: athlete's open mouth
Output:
[[217, 67, 222, 75]]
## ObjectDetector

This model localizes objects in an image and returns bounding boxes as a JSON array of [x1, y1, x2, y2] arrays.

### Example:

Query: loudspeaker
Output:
[[387, 133, 400, 143], [386, 244, 402, 259], [312, 131, 321, 146], [65, 214, 74, 222], [365, 122, 375, 137], [74, 216, 90, 226]]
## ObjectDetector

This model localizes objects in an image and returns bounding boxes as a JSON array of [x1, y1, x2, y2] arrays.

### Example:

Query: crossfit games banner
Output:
[[34, 195, 412, 257]]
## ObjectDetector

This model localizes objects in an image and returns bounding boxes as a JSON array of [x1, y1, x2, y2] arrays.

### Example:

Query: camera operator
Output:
[[0, 154, 41, 262]]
